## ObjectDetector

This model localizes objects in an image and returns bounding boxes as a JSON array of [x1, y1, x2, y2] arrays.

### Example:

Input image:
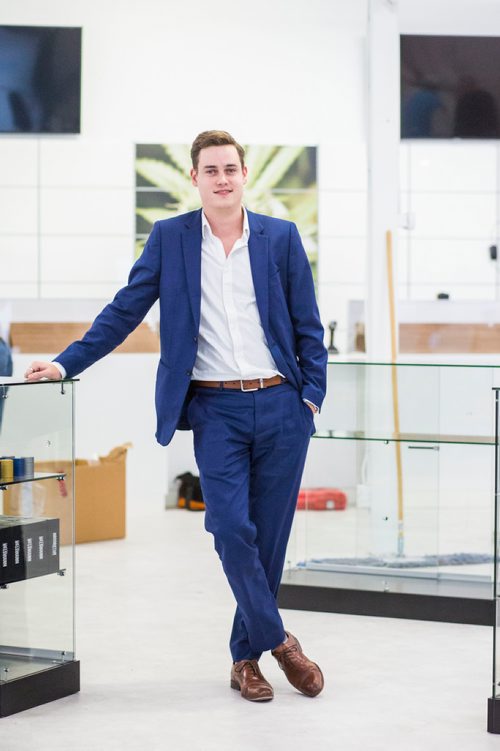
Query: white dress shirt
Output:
[[53, 211, 318, 410], [192, 209, 280, 381]]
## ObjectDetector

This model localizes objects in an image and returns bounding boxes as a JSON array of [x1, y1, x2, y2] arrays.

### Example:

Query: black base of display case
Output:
[[0, 661, 80, 717], [488, 697, 500, 733], [278, 570, 495, 626]]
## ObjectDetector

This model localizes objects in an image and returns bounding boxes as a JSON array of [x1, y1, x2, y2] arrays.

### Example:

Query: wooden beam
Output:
[[10, 322, 160, 354], [400, 323, 500, 354]]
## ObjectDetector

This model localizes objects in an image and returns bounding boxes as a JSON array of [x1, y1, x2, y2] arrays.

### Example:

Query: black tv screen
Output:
[[0, 25, 81, 134], [401, 34, 500, 139]]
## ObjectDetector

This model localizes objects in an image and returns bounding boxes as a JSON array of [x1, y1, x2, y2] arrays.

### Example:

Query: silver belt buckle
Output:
[[240, 378, 263, 392]]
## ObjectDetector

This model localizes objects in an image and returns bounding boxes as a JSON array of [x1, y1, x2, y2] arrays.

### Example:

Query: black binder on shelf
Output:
[[0, 515, 60, 584]]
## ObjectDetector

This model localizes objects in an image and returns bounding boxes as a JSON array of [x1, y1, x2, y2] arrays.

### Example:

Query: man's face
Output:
[[191, 145, 247, 213]]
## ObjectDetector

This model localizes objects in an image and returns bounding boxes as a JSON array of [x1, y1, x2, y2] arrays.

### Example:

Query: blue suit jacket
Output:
[[56, 209, 327, 446]]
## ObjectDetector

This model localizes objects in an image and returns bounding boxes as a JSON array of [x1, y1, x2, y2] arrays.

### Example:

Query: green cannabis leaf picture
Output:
[[135, 143, 318, 278]]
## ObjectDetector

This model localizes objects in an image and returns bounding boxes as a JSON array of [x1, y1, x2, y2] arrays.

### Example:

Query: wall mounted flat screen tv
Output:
[[0, 25, 82, 134], [401, 34, 500, 139]]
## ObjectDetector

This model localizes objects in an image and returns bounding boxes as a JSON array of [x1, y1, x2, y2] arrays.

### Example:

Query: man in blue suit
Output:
[[26, 130, 328, 703]]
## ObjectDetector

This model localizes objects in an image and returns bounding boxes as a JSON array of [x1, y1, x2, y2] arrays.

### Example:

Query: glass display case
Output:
[[281, 361, 499, 626], [0, 377, 79, 717], [488, 387, 500, 733]]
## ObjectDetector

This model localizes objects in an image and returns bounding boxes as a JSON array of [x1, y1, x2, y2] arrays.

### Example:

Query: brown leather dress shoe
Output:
[[271, 631, 324, 697], [230, 659, 274, 702]]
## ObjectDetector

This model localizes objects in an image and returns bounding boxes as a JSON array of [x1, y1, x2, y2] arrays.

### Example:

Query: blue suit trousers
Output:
[[188, 381, 313, 661]]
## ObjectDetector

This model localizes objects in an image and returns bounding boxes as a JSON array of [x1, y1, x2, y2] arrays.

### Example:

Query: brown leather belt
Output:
[[192, 375, 286, 392]]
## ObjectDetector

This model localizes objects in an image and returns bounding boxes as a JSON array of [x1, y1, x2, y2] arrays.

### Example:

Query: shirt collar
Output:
[[201, 207, 250, 242]]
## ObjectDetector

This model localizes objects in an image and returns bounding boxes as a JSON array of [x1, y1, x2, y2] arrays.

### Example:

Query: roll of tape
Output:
[[13, 457, 26, 479], [23, 456, 34, 479], [0, 458, 14, 482]]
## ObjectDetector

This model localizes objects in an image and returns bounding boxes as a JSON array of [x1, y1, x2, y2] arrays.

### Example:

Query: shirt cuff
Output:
[[303, 398, 319, 413], [52, 361, 67, 379]]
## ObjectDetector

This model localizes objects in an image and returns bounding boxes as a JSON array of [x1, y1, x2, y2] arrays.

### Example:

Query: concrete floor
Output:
[[1, 507, 499, 751]]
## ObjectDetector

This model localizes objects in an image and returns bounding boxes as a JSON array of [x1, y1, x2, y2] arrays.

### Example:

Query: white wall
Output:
[[0, 0, 369, 507], [315, 0, 500, 354], [397, 0, 500, 307], [0, 0, 368, 303], [398, 0, 500, 36], [399, 141, 500, 302], [3, 0, 500, 511]]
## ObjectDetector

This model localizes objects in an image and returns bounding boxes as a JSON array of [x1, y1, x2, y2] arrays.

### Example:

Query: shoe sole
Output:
[[230, 679, 274, 701]]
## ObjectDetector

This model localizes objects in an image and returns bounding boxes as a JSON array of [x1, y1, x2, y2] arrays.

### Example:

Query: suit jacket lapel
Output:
[[181, 210, 202, 331], [248, 211, 269, 334]]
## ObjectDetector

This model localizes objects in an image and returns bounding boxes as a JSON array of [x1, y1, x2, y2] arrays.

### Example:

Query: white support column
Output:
[[366, 0, 400, 359], [365, 0, 402, 555]]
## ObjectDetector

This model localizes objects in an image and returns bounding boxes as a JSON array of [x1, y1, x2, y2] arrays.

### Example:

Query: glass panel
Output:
[[438, 443, 493, 582], [295, 430, 439, 584], [0, 380, 74, 684], [494, 388, 500, 699], [316, 361, 496, 444], [495, 601, 500, 699], [288, 362, 497, 598]]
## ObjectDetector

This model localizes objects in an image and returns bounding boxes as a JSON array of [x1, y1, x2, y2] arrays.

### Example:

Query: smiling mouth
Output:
[[215, 189, 232, 194]]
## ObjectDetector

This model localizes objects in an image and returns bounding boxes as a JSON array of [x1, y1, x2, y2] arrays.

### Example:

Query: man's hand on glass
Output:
[[24, 361, 62, 381]]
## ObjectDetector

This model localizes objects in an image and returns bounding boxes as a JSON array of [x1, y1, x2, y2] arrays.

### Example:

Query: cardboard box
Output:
[[3, 444, 130, 544], [73, 444, 130, 543]]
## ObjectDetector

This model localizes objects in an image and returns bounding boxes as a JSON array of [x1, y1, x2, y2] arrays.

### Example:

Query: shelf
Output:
[[0, 568, 66, 589], [0, 472, 65, 490], [0, 378, 78, 387], [326, 358, 500, 370], [313, 429, 495, 446]]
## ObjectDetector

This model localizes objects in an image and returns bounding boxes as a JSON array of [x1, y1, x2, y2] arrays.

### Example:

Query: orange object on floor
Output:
[[177, 496, 205, 511], [297, 488, 347, 511]]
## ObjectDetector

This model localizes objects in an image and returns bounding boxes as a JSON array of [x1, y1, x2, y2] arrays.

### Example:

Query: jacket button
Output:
[[186, 370, 192, 376], [193, 336, 198, 342]]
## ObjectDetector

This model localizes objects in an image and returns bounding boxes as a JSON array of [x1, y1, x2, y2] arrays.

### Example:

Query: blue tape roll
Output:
[[13, 457, 26, 479]]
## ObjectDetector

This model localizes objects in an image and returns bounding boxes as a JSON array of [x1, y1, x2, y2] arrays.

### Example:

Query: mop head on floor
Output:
[[299, 552, 494, 568]]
